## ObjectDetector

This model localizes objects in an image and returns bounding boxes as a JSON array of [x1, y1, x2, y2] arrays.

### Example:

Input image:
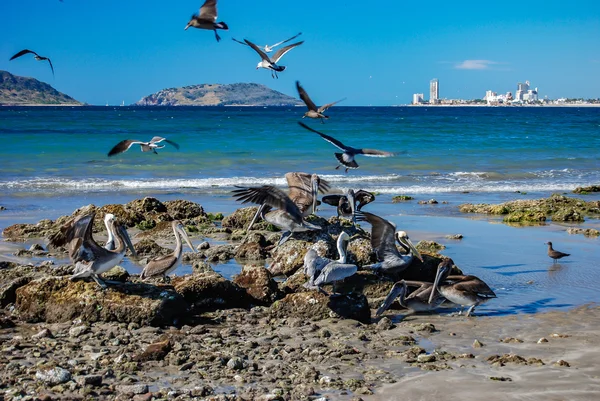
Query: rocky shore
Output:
[[1, 196, 599, 400]]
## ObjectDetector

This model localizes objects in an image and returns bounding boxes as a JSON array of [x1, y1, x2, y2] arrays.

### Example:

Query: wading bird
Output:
[[107, 136, 179, 157], [185, 0, 228, 42], [10, 49, 54, 76], [298, 122, 396, 172], [232, 32, 302, 53], [140, 220, 196, 281], [296, 81, 345, 123], [545, 241, 570, 263], [242, 38, 303, 78], [376, 280, 445, 316], [428, 258, 496, 317], [357, 211, 423, 275]]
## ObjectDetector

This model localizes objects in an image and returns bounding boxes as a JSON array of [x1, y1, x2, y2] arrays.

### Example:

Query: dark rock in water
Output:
[[567, 227, 600, 237], [573, 185, 600, 194], [416, 240, 446, 254], [192, 260, 215, 273], [270, 291, 371, 323], [134, 337, 171, 362], [172, 272, 250, 312], [204, 244, 236, 262], [134, 238, 172, 257], [197, 241, 210, 250], [15, 277, 187, 326], [233, 264, 282, 304], [552, 208, 584, 222], [235, 242, 269, 260], [0, 261, 18, 269]]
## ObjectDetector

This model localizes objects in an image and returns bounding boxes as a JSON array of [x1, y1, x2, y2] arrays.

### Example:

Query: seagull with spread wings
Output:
[[232, 32, 302, 53], [242, 38, 303, 78], [10, 49, 54, 76], [296, 81, 345, 123], [298, 122, 396, 172], [185, 0, 228, 42], [107, 136, 179, 157]]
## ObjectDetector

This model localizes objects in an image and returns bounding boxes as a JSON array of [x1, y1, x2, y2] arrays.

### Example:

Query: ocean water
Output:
[[1, 106, 599, 316]]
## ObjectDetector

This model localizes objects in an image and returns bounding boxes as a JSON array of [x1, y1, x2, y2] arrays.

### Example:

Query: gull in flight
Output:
[[242, 39, 304, 79], [185, 0, 229, 42], [107, 136, 180, 157], [10, 49, 54, 76], [296, 81, 345, 123], [298, 122, 396, 172], [232, 32, 302, 53]]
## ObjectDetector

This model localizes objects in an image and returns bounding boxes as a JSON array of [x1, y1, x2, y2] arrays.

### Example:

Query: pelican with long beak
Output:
[[140, 220, 197, 281], [428, 258, 496, 317], [357, 211, 423, 275], [376, 280, 445, 316], [303, 232, 358, 295], [322, 189, 375, 224], [67, 213, 137, 289]]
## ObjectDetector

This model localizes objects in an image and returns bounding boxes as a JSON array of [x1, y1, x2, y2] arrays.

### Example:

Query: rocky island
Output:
[[0, 71, 82, 106], [135, 83, 303, 107]]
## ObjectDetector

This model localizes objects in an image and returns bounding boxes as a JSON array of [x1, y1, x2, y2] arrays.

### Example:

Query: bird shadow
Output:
[[496, 269, 549, 277], [480, 263, 527, 270]]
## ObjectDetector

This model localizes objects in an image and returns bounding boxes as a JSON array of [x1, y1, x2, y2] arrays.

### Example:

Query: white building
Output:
[[412, 93, 424, 104], [430, 79, 439, 104]]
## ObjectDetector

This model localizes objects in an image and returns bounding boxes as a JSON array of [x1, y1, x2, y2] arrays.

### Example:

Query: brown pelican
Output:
[[428, 258, 496, 317], [10, 49, 54, 76], [545, 242, 570, 263], [243, 39, 303, 79], [296, 81, 345, 123], [67, 213, 137, 289], [232, 32, 302, 53], [357, 211, 423, 275], [107, 136, 179, 157], [184, 0, 228, 42], [298, 122, 396, 172], [232, 183, 322, 247], [304, 232, 357, 295], [376, 280, 445, 316], [322, 189, 375, 223], [140, 220, 196, 281]]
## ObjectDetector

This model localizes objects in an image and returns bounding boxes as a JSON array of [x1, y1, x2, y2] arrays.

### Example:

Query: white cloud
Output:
[[454, 60, 498, 70]]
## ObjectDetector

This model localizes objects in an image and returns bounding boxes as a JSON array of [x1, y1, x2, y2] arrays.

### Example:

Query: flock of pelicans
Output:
[[25, 0, 573, 318]]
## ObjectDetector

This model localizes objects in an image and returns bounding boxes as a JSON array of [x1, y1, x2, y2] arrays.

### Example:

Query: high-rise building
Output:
[[430, 78, 439, 104], [412, 93, 424, 104], [517, 81, 530, 92]]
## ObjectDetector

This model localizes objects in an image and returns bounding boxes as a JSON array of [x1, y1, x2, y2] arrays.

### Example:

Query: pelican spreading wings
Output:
[[10, 49, 54, 76], [107, 136, 179, 157]]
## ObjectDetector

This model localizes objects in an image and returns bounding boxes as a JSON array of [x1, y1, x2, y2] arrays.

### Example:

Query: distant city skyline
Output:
[[1, 1, 599, 105]]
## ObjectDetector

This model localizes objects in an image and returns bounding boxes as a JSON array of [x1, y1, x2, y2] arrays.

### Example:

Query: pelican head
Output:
[[375, 280, 407, 317], [396, 231, 423, 262], [173, 220, 196, 252], [428, 258, 454, 304]]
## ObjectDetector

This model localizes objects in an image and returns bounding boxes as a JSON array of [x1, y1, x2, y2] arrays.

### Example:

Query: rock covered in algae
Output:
[[270, 291, 371, 323], [233, 264, 282, 304]]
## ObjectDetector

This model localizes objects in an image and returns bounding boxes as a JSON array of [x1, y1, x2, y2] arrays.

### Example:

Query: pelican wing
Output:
[[318, 98, 346, 113], [150, 136, 180, 150], [269, 32, 302, 48], [244, 39, 270, 62], [321, 194, 343, 207], [296, 81, 318, 112], [9, 49, 37, 60], [141, 255, 178, 279], [198, 0, 218, 21], [107, 139, 143, 156], [285, 172, 330, 214], [356, 211, 399, 261], [354, 190, 375, 210], [232, 185, 303, 224], [298, 122, 349, 151], [271, 41, 303, 63], [376, 281, 406, 316], [65, 213, 104, 262], [359, 148, 396, 158], [313, 262, 357, 286], [452, 276, 497, 299]]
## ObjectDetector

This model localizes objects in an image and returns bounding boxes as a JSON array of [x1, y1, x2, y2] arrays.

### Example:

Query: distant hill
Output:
[[0, 71, 81, 106], [135, 83, 303, 106]]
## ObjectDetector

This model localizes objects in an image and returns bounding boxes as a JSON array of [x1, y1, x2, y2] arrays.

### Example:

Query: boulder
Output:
[[234, 242, 269, 260], [221, 207, 274, 231], [204, 244, 236, 262], [15, 277, 187, 326], [233, 264, 282, 304], [164, 200, 207, 221], [172, 272, 251, 312], [270, 292, 371, 323], [268, 240, 313, 277]]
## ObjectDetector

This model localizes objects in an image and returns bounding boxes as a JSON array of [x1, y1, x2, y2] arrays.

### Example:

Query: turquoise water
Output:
[[1, 106, 599, 195]]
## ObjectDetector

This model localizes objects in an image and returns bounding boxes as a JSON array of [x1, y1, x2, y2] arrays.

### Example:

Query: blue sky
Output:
[[1, 0, 599, 105]]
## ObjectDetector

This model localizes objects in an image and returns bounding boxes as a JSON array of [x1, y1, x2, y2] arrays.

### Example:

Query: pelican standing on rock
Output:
[[10, 49, 54, 76], [376, 280, 445, 316], [298, 122, 396, 172], [107, 136, 179, 157], [66, 213, 137, 289], [140, 220, 196, 281], [242, 38, 303, 78], [357, 211, 423, 275], [304, 232, 358, 295], [428, 258, 496, 317], [545, 242, 570, 263], [296, 81, 345, 123], [322, 189, 375, 223], [184, 0, 229, 42]]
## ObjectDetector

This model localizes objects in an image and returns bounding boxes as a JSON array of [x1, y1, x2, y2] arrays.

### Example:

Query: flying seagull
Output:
[[298, 122, 396, 172], [9, 49, 54, 76], [185, 0, 228, 42], [232, 32, 302, 53], [107, 136, 179, 157], [243, 38, 303, 79], [296, 81, 345, 123]]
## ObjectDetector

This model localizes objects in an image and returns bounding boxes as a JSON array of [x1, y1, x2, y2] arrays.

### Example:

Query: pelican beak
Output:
[[247, 204, 266, 232], [428, 266, 443, 304], [311, 178, 319, 215], [118, 224, 137, 258], [401, 236, 423, 263], [180, 226, 196, 252], [376, 281, 406, 317]]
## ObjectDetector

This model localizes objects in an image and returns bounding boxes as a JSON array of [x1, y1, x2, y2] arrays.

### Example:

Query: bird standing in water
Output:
[[545, 242, 570, 263]]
